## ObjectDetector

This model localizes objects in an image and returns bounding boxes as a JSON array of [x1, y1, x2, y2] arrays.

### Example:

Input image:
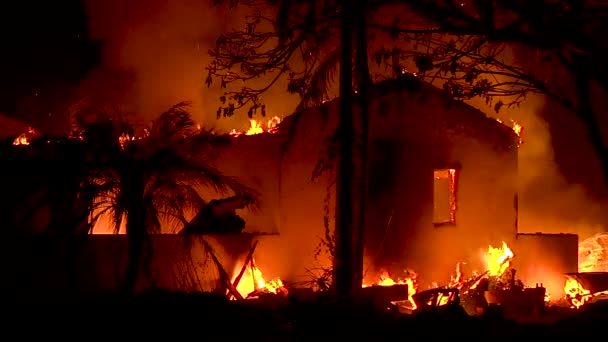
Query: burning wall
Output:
[[217, 76, 519, 288]]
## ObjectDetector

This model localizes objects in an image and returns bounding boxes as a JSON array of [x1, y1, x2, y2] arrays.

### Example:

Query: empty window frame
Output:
[[433, 169, 458, 226]]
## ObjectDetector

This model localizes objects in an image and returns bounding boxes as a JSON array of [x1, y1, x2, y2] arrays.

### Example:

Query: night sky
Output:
[[0, 0, 100, 134]]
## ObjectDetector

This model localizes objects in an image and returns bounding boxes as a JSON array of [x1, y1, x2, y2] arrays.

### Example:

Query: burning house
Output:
[[217, 75, 520, 290], [1, 75, 528, 303]]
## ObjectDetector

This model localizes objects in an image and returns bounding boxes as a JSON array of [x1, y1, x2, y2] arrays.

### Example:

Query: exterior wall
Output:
[[1, 234, 256, 297], [235, 79, 519, 287], [361, 83, 517, 286]]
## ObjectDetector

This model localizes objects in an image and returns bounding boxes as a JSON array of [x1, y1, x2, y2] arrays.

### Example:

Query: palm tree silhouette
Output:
[[73, 101, 258, 294]]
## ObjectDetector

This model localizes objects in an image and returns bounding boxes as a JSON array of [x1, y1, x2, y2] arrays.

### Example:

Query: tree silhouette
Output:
[[206, 0, 608, 299], [72, 102, 258, 294], [398, 0, 608, 188], [208, 0, 378, 300]]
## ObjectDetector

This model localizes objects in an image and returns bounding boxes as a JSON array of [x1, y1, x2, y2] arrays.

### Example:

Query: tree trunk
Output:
[[353, 0, 372, 294], [333, 0, 355, 301], [124, 165, 148, 295]]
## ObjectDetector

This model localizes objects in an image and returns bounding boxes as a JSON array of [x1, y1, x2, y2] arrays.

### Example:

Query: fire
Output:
[[12, 127, 37, 146], [494, 118, 523, 145], [233, 263, 285, 299], [245, 120, 263, 135], [512, 122, 523, 136], [229, 116, 282, 137], [564, 277, 591, 309], [486, 241, 514, 277], [364, 271, 418, 310]]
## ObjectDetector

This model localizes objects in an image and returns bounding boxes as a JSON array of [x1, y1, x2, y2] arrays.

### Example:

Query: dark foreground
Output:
[[2, 290, 606, 340]]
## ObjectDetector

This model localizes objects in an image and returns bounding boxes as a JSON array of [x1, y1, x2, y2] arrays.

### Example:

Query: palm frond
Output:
[[298, 47, 340, 110], [150, 182, 207, 233], [144, 195, 162, 234], [148, 101, 196, 143]]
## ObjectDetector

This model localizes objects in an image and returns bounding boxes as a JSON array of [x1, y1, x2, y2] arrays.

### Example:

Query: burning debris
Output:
[[233, 261, 287, 300], [226, 241, 287, 300], [564, 273, 608, 309], [363, 270, 418, 310]]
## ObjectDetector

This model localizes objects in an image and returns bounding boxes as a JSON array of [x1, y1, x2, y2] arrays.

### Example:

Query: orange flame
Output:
[[230, 116, 282, 137], [13, 127, 37, 146], [233, 263, 284, 299], [494, 118, 523, 146], [564, 277, 591, 309], [364, 271, 418, 310], [486, 241, 514, 277]]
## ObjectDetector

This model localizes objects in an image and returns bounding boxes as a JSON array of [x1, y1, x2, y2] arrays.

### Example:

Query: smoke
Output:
[[81, 0, 299, 133], [517, 98, 607, 239], [468, 91, 607, 240], [80, 0, 608, 241]]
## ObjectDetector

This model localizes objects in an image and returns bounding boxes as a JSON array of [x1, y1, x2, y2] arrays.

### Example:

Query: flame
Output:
[[13, 127, 37, 146], [230, 116, 282, 137], [512, 122, 523, 136], [364, 271, 418, 310], [494, 118, 523, 146], [544, 291, 551, 303], [245, 120, 264, 135], [564, 277, 591, 309], [486, 241, 514, 277], [233, 263, 284, 299]]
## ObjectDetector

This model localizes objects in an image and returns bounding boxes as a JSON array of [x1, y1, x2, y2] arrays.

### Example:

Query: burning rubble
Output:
[[357, 241, 534, 314], [223, 237, 602, 318]]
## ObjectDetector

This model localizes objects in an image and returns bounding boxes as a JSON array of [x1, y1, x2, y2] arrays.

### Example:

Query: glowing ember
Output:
[[486, 241, 514, 277], [230, 116, 282, 137], [564, 277, 591, 309]]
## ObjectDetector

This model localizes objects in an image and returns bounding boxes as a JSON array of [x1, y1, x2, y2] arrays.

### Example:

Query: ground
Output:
[[2, 290, 606, 339]]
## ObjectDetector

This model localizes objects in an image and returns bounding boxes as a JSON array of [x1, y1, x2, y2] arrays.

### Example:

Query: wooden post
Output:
[[232, 240, 258, 289], [200, 237, 244, 300]]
